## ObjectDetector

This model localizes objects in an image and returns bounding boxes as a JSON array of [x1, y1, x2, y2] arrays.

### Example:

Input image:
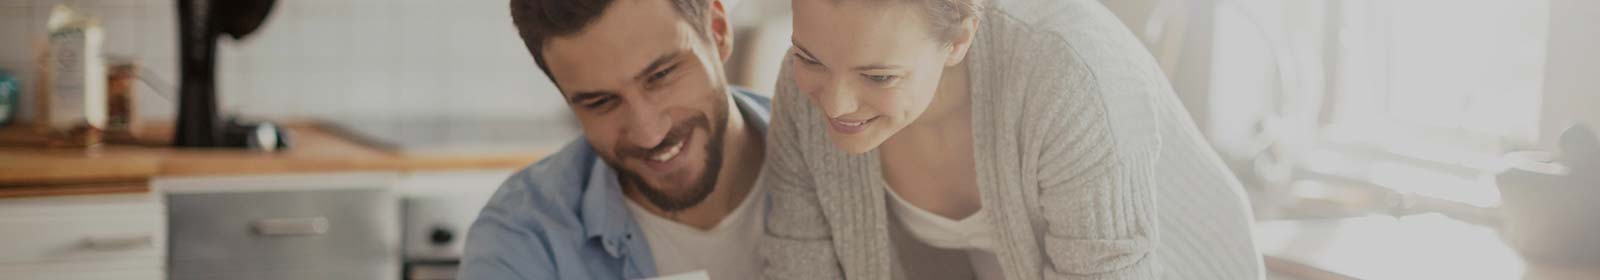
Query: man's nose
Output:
[[622, 98, 671, 149]]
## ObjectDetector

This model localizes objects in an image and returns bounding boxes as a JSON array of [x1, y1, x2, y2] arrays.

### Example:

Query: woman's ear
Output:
[[944, 17, 979, 67], [709, 0, 735, 62]]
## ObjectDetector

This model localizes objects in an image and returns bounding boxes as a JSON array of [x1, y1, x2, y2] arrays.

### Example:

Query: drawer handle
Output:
[[252, 217, 330, 236], [82, 235, 155, 251]]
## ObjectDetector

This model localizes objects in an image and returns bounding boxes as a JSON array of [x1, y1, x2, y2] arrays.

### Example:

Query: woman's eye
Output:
[[863, 74, 898, 83], [794, 53, 820, 66]]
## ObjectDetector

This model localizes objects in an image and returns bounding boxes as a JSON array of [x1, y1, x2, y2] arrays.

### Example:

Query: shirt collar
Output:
[[730, 88, 771, 135]]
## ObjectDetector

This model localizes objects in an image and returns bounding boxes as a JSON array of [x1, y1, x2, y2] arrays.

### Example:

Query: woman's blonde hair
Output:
[[923, 0, 983, 42], [844, 0, 984, 42]]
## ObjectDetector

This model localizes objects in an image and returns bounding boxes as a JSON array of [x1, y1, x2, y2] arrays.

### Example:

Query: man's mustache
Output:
[[614, 114, 712, 160]]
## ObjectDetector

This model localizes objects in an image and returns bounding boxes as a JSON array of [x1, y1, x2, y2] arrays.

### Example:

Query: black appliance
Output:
[[174, 0, 286, 149]]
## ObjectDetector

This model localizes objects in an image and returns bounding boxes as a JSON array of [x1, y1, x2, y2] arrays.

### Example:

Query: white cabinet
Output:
[[0, 193, 165, 280]]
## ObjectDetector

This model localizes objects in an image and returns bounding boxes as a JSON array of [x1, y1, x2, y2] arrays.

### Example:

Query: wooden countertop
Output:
[[0, 121, 555, 197]]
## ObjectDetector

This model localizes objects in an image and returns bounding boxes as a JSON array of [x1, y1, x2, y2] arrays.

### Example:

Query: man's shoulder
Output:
[[732, 87, 774, 119], [478, 138, 598, 226], [461, 137, 614, 279], [733, 87, 772, 108]]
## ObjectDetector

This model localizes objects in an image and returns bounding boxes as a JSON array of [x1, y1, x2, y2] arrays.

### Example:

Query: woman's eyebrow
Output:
[[791, 39, 824, 62], [792, 39, 902, 71], [852, 64, 903, 71]]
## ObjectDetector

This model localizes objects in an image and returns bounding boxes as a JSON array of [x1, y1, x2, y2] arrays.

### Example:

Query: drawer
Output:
[[0, 268, 163, 280], [169, 261, 397, 280], [0, 259, 163, 280], [0, 193, 164, 265], [0, 193, 162, 217], [162, 174, 399, 277]]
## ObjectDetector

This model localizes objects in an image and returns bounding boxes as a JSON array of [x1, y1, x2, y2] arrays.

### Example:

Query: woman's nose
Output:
[[815, 78, 858, 118]]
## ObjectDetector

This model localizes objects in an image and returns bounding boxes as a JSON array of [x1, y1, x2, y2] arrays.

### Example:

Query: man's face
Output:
[[543, 0, 731, 212]]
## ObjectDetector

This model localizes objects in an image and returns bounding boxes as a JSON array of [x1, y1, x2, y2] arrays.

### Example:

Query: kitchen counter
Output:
[[0, 121, 559, 198]]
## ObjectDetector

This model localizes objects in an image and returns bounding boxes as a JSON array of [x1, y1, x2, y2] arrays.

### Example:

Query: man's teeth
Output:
[[649, 141, 683, 162]]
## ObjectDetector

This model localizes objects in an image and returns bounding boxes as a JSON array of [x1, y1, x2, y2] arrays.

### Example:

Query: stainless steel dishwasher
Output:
[[159, 172, 401, 280]]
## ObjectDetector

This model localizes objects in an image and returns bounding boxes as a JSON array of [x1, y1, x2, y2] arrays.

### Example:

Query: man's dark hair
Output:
[[509, 0, 712, 84]]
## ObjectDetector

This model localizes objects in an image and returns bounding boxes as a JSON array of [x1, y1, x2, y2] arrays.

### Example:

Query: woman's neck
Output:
[[901, 60, 972, 139], [878, 60, 981, 219], [881, 60, 974, 163]]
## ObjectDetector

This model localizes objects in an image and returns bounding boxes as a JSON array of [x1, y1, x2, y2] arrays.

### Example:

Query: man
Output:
[[459, 0, 770, 278]]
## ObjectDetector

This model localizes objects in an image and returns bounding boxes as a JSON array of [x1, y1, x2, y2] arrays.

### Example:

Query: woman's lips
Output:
[[830, 116, 878, 135]]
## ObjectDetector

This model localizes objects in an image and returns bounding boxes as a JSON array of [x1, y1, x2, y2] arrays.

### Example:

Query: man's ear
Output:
[[709, 0, 734, 62], [944, 17, 979, 67]]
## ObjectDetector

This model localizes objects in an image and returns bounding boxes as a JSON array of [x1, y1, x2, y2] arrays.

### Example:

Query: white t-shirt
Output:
[[625, 185, 766, 280], [884, 185, 1005, 280]]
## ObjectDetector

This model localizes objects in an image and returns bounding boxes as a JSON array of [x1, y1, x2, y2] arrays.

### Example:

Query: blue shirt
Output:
[[459, 89, 771, 280]]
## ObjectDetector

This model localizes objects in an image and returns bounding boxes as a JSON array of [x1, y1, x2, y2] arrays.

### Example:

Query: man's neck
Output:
[[630, 93, 765, 230]]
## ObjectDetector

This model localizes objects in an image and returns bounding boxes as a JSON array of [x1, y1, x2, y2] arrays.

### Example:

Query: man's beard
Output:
[[609, 91, 730, 213]]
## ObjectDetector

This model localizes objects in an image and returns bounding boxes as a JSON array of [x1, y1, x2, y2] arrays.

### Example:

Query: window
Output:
[[1209, 0, 1550, 209]]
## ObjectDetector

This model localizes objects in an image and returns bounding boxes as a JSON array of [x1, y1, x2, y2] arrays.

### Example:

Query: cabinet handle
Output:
[[82, 235, 155, 251], [252, 217, 330, 236]]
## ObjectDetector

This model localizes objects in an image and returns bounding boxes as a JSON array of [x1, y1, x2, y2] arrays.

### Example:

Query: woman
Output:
[[758, 0, 1187, 279]]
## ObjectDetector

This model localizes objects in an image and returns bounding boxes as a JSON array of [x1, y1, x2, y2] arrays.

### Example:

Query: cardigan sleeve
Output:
[[1035, 74, 1162, 279], [759, 58, 846, 280]]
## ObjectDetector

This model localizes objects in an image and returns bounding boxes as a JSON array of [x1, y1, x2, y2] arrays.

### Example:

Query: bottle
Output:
[[0, 69, 16, 126], [38, 4, 106, 146]]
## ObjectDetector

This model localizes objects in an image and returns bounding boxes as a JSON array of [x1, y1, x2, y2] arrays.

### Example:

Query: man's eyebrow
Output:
[[563, 51, 682, 103], [634, 51, 681, 81], [568, 90, 615, 103]]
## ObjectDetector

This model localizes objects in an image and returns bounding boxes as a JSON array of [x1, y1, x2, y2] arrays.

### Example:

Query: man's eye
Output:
[[648, 65, 678, 83], [863, 74, 898, 83], [584, 96, 615, 108]]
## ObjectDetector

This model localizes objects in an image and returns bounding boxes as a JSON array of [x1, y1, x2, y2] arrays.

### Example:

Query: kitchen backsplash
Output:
[[0, 0, 566, 122]]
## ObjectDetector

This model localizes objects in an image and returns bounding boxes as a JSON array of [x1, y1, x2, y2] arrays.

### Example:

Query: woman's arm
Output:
[[759, 61, 845, 279], [1035, 78, 1162, 279]]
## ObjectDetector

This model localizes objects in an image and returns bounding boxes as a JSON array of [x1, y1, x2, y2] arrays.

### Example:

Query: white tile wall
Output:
[[0, 0, 566, 122]]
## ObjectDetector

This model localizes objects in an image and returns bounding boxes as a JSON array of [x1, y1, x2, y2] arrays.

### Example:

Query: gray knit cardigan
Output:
[[757, 0, 1263, 279]]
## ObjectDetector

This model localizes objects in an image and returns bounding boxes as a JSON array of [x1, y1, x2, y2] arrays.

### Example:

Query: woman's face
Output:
[[791, 0, 963, 154]]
